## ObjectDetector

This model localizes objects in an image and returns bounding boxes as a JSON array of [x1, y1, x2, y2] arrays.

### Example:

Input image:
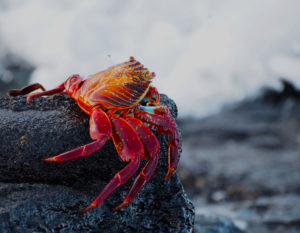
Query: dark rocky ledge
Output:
[[0, 94, 194, 233]]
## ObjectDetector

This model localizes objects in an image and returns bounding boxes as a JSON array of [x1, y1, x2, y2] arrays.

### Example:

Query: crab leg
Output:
[[115, 153, 158, 210], [115, 117, 160, 210], [25, 83, 65, 103], [44, 108, 112, 162], [135, 106, 180, 181], [8, 83, 46, 97], [8, 82, 65, 103], [80, 156, 140, 213], [80, 115, 144, 213], [43, 139, 107, 162]]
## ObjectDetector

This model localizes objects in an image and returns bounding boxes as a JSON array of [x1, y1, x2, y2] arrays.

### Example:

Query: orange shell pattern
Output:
[[76, 57, 153, 112]]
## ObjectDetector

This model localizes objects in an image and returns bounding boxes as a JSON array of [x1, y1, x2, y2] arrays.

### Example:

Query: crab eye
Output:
[[152, 93, 157, 100]]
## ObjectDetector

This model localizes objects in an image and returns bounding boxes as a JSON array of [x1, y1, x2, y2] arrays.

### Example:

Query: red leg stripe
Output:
[[43, 137, 108, 162]]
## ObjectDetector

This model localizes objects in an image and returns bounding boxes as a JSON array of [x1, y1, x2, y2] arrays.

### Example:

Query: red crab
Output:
[[8, 57, 180, 213]]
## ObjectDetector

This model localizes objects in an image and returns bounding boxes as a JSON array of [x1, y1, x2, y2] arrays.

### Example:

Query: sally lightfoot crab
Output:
[[8, 57, 180, 213]]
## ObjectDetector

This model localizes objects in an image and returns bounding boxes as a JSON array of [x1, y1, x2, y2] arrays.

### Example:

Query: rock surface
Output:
[[178, 80, 300, 233], [0, 94, 194, 233]]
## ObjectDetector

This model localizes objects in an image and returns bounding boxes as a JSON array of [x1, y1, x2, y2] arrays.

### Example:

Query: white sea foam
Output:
[[0, 0, 299, 117]]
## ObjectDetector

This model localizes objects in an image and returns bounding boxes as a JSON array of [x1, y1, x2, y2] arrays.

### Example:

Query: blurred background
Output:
[[0, 0, 300, 232]]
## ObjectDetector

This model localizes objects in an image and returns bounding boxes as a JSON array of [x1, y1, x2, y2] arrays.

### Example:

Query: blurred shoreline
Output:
[[178, 79, 300, 232]]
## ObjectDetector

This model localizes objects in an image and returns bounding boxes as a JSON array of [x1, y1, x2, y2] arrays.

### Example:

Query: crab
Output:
[[8, 57, 180, 213]]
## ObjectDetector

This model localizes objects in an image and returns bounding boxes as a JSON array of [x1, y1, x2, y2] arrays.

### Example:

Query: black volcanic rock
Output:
[[0, 94, 194, 233]]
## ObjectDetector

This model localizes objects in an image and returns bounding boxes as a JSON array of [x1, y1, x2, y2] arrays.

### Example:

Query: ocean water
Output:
[[0, 0, 299, 117]]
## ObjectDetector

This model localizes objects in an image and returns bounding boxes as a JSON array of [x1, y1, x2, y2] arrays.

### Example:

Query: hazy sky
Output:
[[1, 0, 300, 116]]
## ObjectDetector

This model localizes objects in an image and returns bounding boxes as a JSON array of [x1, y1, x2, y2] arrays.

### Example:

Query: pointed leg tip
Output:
[[43, 157, 57, 163], [164, 169, 175, 182], [114, 201, 129, 211], [113, 204, 122, 211], [7, 90, 19, 97], [79, 203, 96, 214], [26, 96, 32, 104]]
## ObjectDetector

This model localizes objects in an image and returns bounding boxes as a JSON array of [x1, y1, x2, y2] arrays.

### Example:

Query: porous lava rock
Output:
[[0, 94, 194, 233]]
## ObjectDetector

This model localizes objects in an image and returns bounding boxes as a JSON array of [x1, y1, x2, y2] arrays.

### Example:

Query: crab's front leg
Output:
[[8, 83, 46, 97], [43, 108, 111, 162], [134, 105, 180, 181], [81, 115, 145, 213], [8, 82, 66, 103], [115, 116, 160, 210], [7, 74, 83, 103]]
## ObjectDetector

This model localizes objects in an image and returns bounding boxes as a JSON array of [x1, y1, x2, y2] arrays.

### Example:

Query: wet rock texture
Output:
[[179, 80, 300, 233], [0, 94, 194, 233]]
